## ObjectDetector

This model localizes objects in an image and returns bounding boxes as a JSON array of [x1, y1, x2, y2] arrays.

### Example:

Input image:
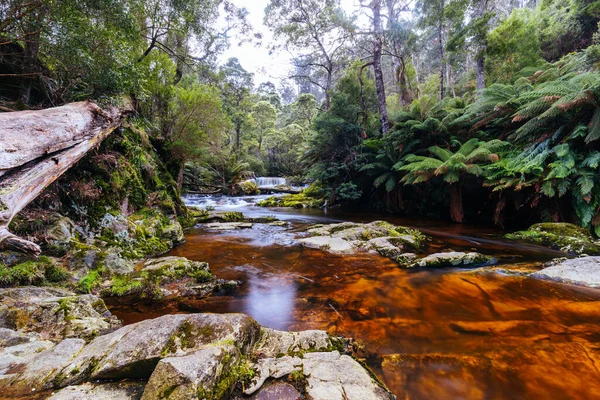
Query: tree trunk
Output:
[[476, 50, 486, 91], [372, 0, 390, 134], [475, 0, 488, 92], [0, 100, 132, 254], [438, 21, 445, 101], [448, 183, 464, 223], [177, 163, 185, 193]]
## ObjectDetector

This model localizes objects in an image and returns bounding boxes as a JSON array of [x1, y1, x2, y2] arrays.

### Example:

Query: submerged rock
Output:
[[401, 252, 496, 269], [506, 222, 600, 255], [298, 221, 426, 263], [532, 256, 600, 287]]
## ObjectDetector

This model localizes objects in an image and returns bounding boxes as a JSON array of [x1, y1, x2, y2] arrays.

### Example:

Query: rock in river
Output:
[[298, 221, 426, 263], [0, 287, 393, 399], [506, 222, 600, 255], [532, 256, 600, 287], [401, 251, 496, 268]]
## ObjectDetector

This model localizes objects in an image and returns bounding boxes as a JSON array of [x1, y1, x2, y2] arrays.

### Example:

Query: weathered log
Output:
[[0, 100, 132, 255]]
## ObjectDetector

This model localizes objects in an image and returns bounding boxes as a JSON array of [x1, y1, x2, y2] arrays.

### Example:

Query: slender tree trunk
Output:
[[475, 0, 488, 92], [449, 183, 464, 223], [438, 22, 445, 101], [324, 71, 332, 110], [19, 6, 47, 105], [372, 0, 390, 134]]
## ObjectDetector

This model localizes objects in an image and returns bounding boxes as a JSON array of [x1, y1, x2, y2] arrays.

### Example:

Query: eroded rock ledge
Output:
[[0, 288, 394, 400]]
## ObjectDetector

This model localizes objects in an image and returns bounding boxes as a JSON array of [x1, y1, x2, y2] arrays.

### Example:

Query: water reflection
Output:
[[105, 198, 600, 399]]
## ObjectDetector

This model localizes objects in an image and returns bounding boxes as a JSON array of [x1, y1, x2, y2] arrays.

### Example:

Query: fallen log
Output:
[[0, 100, 132, 255]]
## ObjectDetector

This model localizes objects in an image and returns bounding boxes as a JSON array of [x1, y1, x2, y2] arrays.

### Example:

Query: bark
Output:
[[176, 163, 185, 193], [438, 21, 445, 101], [475, 0, 488, 92], [448, 183, 464, 223], [372, 0, 390, 134], [0, 100, 132, 254]]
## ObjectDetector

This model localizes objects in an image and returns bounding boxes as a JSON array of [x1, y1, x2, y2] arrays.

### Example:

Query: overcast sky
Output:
[[218, 0, 364, 87]]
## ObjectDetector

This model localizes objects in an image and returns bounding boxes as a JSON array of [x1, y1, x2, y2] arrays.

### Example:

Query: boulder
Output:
[[402, 251, 495, 268], [56, 313, 260, 385], [1, 338, 86, 395], [506, 222, 600, 255], [0, 287, 121, 341], [532, 256, 600, 287], [48, 382, 146, 400], [299, 221, 426, 262], [302, 351, 394, 400], [141, 344, 241, 400], [160, 220, 185, 245], [253, 328, 345, 358]]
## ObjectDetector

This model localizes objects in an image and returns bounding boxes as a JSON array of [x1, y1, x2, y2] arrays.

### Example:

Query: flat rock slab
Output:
[[48, 382, 145, 400], [205, 222, 253, 230], [298, 236, 356, 254], [532, 256, 600, 287], [250, 382, 302, 400], [403, 251, 496, 268]]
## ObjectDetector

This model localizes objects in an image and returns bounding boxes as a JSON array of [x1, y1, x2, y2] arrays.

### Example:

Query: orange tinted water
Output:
[[107, 198, 600, 399]]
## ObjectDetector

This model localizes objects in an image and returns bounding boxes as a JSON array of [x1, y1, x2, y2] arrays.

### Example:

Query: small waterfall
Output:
[[255, 177, 287, 188]]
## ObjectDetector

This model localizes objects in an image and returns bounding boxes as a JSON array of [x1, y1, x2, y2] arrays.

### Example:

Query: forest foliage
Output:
[[2, 0, 600, 232]]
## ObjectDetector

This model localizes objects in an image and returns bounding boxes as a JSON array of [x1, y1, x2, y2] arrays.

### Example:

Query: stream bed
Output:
[[107, 195, 600, 399]]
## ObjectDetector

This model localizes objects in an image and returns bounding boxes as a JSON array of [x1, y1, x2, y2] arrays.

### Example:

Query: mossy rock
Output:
[[256, 194, 324, 209], [401, 252, 496, 269], [506, 223, 600, 255]]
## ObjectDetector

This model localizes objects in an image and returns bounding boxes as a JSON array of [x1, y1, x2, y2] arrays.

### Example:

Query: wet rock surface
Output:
[[298, 221, 426, 262], [0, 287, 391, 400], [533, 256, 600, 287], [401, 251, 496, 268], [506, 222, 600, 255]]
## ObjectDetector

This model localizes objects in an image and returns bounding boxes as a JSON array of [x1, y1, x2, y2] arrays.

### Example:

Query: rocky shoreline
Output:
[[0, 287, 394, 400]]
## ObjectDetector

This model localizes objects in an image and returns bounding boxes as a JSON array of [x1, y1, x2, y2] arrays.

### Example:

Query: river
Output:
[[107, 194, 600, 399]]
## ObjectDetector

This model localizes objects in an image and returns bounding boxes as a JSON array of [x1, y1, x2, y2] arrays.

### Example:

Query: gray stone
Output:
[[48, 382, 145, 400], [104, 247, 136, 274], [298, 236, 355, 254], [245, 356, 303, 394], [403, 251, 495, 268], [206, 222, 254, 230], [254, 328, 344, 358], [0, 338, 86, 395], [0, 287, 121, 341], [161, 220, 185, 244], [141, 344, 241, 400], [58, 313, 260, 385], [46, 217, 77, 244], [533, 256, 600, 287], [303, 351, 394, 400]]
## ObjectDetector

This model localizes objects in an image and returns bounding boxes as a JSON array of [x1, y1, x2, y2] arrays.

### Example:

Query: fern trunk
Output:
[[449, 183, 464, 223]]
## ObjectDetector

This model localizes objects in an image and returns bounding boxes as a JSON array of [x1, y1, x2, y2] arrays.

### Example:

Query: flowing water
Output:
[[107, 195, 600, 399]]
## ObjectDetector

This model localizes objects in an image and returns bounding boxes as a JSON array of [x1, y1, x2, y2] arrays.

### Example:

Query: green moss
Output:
[[106, 275, 144, 296], [0, 256, 71, 287], [222, 212, 244, 222], [257, 193, 325, 209], [506, 222, 600, 255], [78, 269, 104, 294]]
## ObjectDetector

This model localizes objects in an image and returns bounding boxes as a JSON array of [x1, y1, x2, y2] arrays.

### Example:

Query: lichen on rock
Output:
[[506, 222, 600, 255]]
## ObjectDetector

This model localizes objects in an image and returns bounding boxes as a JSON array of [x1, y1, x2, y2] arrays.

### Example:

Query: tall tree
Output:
[[265, 0, 352, 110], [360, 0, 391, 134], [419, 0, 448, 100], [219, 58, 255, 158]]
